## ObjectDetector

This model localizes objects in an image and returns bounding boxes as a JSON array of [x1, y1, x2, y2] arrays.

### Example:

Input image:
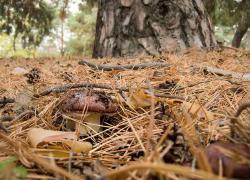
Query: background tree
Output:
[[93, 0, 217, 58], [204, 0, 250, 48], [0, 0, 55, 49], [58, 0, 69, 56], [66, 2, 97, 56], [0, 33, 40, 58]]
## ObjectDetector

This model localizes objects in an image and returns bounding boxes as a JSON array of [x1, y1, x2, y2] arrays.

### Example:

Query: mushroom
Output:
[[204, 142, 250, 179], [59, 90, 118, 134]]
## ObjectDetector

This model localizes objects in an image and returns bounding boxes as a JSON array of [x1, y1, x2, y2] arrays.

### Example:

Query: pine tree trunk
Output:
[[232, 13, 250, 48], [93, 0, 217, 58]]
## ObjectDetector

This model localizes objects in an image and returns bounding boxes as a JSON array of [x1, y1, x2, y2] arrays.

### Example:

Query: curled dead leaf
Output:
[[28, 128, 92, 155], [165, 99, 213, 121], [126, 88, 153, 109]]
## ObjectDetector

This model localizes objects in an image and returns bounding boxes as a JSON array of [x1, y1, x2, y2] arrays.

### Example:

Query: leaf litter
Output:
[[0, 47, 250, 179]]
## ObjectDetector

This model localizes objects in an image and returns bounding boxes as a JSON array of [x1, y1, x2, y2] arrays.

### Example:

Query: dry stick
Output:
[[0, 122, 8, 133], [0, 116, 13, 122], [0, 98, 15, 104], [0, 116, 13, 133], [6, 110, 35, 127], [231, 102, 250, 139], [176, 79, 250, 90], [203, 66, 250, 80], [145, 80, 155, 158], [202, 45, 245, 53], [78, 59, 170, 71], [38, 83, 184, 100]]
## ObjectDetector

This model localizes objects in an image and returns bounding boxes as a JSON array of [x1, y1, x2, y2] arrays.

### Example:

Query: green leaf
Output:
[[0, 157, 27, 178], [16, 166, 28, 178], [0, 157, 16, 173]]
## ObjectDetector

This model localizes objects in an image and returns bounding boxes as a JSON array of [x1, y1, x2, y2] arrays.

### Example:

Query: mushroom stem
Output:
[[76, 112, 101, 134]]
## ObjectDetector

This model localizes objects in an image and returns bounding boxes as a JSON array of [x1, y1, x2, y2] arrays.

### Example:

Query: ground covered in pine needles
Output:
[[0, 47, 250, 180]]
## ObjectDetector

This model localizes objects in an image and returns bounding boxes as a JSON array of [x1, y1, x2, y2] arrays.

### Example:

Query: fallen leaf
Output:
[[165, 99, 213, 121], [126, 89, 151, 109], [28, 128, 92, 155], [13, 91, 37, 111], [125, 89, 213, 121]]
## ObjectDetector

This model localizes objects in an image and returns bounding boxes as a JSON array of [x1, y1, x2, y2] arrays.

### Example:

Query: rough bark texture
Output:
[[232, 13, 250, 48], [93, 0, 217, 58]]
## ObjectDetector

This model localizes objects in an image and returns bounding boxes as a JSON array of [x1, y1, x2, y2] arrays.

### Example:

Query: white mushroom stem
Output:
[[76, 112, 101, 134], [63, 112, 101, 134]]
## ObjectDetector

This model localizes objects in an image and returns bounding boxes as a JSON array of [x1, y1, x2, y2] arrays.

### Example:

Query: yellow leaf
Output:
[[126, 89, 151, 109], [182, 101, 213, 120], [164, 99, 213, 121]]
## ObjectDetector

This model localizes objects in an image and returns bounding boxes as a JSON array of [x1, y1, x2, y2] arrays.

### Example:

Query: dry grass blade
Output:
[[104, 163, 225, 180]]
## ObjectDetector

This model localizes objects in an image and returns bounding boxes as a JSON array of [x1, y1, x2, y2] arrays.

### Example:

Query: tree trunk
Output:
[[232, 13, 250, 48], [93, 0, 217, 58]]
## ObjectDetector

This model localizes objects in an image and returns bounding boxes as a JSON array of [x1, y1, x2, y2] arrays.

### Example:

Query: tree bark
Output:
[[232, 13, 250, 48], [93, 0, 217, 58]]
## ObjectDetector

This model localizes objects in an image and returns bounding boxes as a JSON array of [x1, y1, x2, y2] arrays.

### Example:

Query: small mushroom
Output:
[[204, 142, 250, 179], [59, 90, 118, 134]]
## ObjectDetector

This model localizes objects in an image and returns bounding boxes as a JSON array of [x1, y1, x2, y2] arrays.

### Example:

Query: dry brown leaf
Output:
[[166, 99, 213, 121], [28, 128, 92, 155], [126, 89, 152, 109]]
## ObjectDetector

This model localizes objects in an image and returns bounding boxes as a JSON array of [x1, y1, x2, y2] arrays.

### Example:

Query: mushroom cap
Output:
[[204, 142, 250, 179], [59, 90, 118, 113]]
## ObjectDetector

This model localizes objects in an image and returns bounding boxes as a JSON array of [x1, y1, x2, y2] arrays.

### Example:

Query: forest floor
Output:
[[0, 47, 250, 180]]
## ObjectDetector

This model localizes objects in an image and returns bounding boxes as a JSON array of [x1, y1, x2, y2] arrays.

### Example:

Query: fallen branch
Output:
[[78, 59, 170, 71], [0, 122, 9, 133], [6, 110, 35, 127], [0, 116, 12, 133], [176, 78, 250, 90], [38, 83, 184, 100], [0, 116, 13, 122], [0, 98, 15, 104], [203, 66, 250, 80], [202, 45, 245, 53]]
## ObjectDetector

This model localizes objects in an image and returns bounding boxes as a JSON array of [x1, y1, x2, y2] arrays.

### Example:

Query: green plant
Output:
[[0, 157, 27, 179], [66, 3, 97, 56]]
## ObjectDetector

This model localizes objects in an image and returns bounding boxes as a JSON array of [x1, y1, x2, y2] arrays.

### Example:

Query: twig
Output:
[[0, 116, 13, 122], [203, 66, 250, 80], [176, 79, 250, 90], [0, 122, 8, 133], [202, 45, 244, 53], [38, 83, 184, 100], [0, 116, 13, 133], [145, 80, 155, 158], [6, 110, 35, 127], [231, 102, 250, 139], [78, 59, 170, 71], [0, 98, 15, 104]]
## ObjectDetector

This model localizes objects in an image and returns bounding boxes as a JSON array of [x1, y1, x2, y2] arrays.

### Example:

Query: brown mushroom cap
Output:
[[204, 142, 250, 179], [59, 90, 118, 113]]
